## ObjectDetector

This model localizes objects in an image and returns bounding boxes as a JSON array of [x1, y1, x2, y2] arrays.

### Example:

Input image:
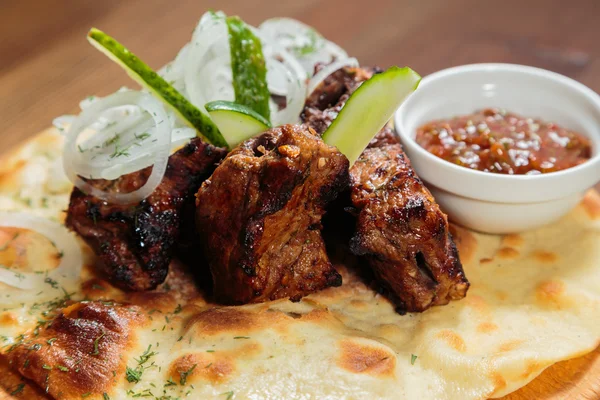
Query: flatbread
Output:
[[0, 128, 598, 399]]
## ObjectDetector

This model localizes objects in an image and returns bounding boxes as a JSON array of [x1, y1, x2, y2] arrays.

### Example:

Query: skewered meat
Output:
[[302, 66, 469, 313], [195, 124, 348, 304], [66, 138, 226, 291]]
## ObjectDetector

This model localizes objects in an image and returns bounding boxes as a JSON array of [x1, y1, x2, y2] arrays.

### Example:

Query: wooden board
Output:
[[501, 346, 600, 399]]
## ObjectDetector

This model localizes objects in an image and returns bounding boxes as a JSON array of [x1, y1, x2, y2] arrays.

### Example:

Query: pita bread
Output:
[[0, 129, 598, 399]]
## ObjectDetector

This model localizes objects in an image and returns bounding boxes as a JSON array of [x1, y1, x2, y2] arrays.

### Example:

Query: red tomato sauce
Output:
[[415, 108, 592, 174]]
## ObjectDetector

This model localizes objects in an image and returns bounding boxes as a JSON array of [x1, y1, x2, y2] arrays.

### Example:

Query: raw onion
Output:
[[158, 43, 191, 94], [307, 57, 359, 97], [259, 18, 351, 76], [184, 11, 229, 117], [184, 12, 307, 126], [170, 127, 197, 148], [99, 127, 195, 181], [63, 91, 172, 204], [261, 40, 308, 126], [0, 212, 82, 304]]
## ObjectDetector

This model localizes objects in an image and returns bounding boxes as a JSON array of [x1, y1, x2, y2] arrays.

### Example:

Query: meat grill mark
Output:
[[196, 124, 349, 304], [350, 144, 469, 313], [66, 138, 226, 291], [302, 65, 469, 313]]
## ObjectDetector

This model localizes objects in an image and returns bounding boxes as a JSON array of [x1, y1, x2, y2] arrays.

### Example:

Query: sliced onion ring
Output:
[[307, 57, 359, 97], [158, 43, 191, 94], [100, 127, 195, 180], [63, 91, 172, 205], [184, 13, 308, 127], [0, 212, 82, 304], [267, 52, 306, 126], [259, 17, 350, 76], [249, 26, 308, 125], [184, 12, 229, 114]]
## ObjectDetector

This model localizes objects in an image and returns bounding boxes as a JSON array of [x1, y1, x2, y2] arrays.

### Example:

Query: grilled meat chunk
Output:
[[350, 145, 469, 312], [196, 124, 349, 304], [302, 66, 469, 312], [66, 138, 226, 291]]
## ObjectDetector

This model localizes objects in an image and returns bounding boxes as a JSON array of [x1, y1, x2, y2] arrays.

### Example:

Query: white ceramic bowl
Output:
[[394, 63, 600, 234]]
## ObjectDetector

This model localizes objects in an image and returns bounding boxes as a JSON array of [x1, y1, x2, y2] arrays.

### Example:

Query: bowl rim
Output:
[[394, 63, 600, 187]]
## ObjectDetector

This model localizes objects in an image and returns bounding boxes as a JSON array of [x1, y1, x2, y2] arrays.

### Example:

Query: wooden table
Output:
[[2, 0, 600, 152], [1, 1, 599, 398]]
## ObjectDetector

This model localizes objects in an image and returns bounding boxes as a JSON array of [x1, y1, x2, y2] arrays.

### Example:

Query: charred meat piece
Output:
[[350, 145, 469, 312], [66, 139, 226, 291], [302, 66, 469, 312], [196, 124, 349, 304]]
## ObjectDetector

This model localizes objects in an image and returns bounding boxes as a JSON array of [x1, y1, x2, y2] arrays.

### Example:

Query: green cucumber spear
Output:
[[322, 66, 421, 165], [226, 16, 271, 122], [87, 28, 228, 148]]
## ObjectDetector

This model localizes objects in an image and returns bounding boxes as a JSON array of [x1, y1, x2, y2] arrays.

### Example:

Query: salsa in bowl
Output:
[[395, 64, 600, 233], [415, 108, 592, 175]]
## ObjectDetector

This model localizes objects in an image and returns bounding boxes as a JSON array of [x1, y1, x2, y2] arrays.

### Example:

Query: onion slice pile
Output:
[[260, 38, 308, 126], [183, 12, 308, 126], [55, 12, 355, 206], [0, 212, 82, 304], [184, 12, 231, 115], [258, 17, 357, 115], [259, 17, 351, 77], [63, 91, 172, 204]]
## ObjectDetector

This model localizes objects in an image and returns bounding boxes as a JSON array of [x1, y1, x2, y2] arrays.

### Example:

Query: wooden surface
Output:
[[2, 0, 600, 152], [502, 346, 600, 400], [1, 1, 600, 399]]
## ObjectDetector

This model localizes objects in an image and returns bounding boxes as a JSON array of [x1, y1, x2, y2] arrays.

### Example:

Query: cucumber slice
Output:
[[206, 100, 271, 147], [322, 66, 421, 166], [87, 28, 228, 148], [226, 16, 271, 122]]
